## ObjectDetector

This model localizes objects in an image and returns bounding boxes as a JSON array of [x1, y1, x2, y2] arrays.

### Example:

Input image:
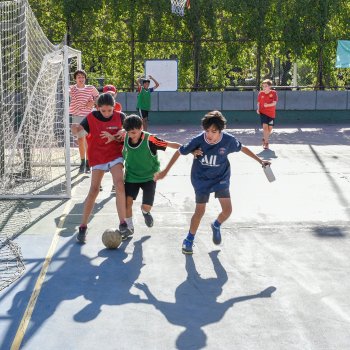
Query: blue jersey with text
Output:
[[179, 131, 242, 194]]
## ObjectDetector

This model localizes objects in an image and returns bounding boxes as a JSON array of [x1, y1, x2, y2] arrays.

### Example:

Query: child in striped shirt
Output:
[[69, 69, 99, 173]]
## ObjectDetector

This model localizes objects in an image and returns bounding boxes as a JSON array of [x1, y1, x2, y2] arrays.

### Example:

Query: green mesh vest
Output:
[[123, 132, 160, 183], [136, 88, 151, 111]]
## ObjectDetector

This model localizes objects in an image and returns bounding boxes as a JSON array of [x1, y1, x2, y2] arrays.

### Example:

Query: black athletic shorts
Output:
[[260, 113, 275, 126], [195, 188, 231, 204], [138, 109, 149, 120], [125, 180, 156, 206]]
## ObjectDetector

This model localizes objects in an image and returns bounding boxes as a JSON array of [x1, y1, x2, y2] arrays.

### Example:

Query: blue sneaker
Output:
[[211, 223, 221, 245], [182, 238, 193, 255]]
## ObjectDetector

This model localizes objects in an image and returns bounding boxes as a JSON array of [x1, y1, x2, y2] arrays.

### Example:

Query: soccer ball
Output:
[[102, 229, 122, 249]]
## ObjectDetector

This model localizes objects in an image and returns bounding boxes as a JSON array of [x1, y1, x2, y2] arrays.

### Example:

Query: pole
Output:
[[63, 39, 71, 198]]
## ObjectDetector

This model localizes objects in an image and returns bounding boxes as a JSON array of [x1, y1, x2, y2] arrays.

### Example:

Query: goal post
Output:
[[0, 0, 81, 199]]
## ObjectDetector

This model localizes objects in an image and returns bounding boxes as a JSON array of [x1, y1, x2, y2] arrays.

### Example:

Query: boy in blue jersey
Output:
[[154, 111, 270, 254]]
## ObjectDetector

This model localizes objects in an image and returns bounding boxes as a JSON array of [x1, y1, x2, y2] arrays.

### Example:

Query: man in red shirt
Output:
[[256, 79, 278, 149]]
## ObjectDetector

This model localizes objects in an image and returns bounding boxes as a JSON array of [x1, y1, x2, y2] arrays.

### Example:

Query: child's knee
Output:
[[88, 185, 100, 197], [194, 206, 206, 217], [115, 179, 125, 192]]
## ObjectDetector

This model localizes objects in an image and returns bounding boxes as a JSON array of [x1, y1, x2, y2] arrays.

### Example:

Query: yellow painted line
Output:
[[11, 196, 75, 350]]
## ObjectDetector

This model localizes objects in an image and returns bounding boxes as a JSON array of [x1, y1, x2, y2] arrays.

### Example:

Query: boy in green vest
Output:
[[136, 75, 159, 131], [122, 115, 180, 233]]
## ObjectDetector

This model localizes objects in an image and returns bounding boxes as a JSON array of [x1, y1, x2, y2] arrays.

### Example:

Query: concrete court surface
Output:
[[1, 123, 350, 350]]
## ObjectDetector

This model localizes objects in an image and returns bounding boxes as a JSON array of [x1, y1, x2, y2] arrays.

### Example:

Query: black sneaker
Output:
[[119, 222, 133, 240], [85, 160, 91, 174], [76, 226, 87, 243], [142, 210, 153, 227], [79, 161, 85, 174]]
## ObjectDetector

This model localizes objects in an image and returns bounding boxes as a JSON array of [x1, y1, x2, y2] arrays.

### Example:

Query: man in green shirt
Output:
[[136, 75, 159, 131], [122, 115, 180, 234]]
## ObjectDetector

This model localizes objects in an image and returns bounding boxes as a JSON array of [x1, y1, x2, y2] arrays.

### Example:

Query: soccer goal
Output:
[[0, 0, 81, 199]]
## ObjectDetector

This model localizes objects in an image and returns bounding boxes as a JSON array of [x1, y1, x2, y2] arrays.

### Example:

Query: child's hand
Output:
[[100, 131, 115, 144], [86, 99, 95, 109], [115, 129, 126, 142], [256, 109, 260, 114], [154, 170, 167, 181], [71, 123, 83, 135], [192, 148, 203, 159], [261, 160, 271, 167]]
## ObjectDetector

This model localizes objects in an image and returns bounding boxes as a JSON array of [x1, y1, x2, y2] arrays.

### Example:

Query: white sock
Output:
[[141, 209, 149, 214], [125, 217, 134, 230]]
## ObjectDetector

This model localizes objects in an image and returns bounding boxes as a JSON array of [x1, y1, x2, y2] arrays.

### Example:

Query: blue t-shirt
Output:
[[179, 131, 242, 194]]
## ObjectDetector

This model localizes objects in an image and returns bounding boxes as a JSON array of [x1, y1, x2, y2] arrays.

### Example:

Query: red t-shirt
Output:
[[85, 111, 123, 166], [114, 102, 122, 112], [258, 90, 278, 118]]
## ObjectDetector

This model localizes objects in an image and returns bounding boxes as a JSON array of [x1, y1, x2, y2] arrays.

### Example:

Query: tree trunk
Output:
[[316, 46, 324, 90], [193, 35, 201, 91], [256, 41, 262, 89], [130, 28, 135, 91]]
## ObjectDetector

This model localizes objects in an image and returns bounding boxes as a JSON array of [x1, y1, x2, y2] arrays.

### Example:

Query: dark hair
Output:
[[142, 79, 150, 84], [96, 93, 115, 107], [123, 114, 143, 131], [201, 111, 226, 131], [73, 69, 87, 79]]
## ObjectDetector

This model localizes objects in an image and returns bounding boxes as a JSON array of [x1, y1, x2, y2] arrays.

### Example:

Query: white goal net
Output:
[[0, 0, 81, 199]]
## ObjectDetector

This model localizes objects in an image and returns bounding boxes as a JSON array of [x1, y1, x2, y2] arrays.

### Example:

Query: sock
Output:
[[86, 160, 89, 167], [213, 219, 221, 228], [79, 224, 87, 229], [80, 158, 85, 165], [125, 217, 134, 230], [186, 232, 195, 241], [120, 220, 127, 226], [141, 208, 149, 214]]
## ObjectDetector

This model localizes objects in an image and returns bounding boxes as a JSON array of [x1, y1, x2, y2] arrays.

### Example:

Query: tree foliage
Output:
[[28, 0, 350, 90]]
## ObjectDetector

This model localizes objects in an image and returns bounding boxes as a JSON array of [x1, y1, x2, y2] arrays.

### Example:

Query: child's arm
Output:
[[241, 146, 270, 166], [149, 75, 160, 90], [136, 76, 142, 90], [256, 102, 260, 114], [263, 101, 277, 108], [86, 86, 99, 109], [166, 141, 181, 149], [154, 150, 181, 181]]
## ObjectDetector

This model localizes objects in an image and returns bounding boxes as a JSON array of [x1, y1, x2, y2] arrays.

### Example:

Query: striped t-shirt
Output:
[[69, 84, 99, 117]]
